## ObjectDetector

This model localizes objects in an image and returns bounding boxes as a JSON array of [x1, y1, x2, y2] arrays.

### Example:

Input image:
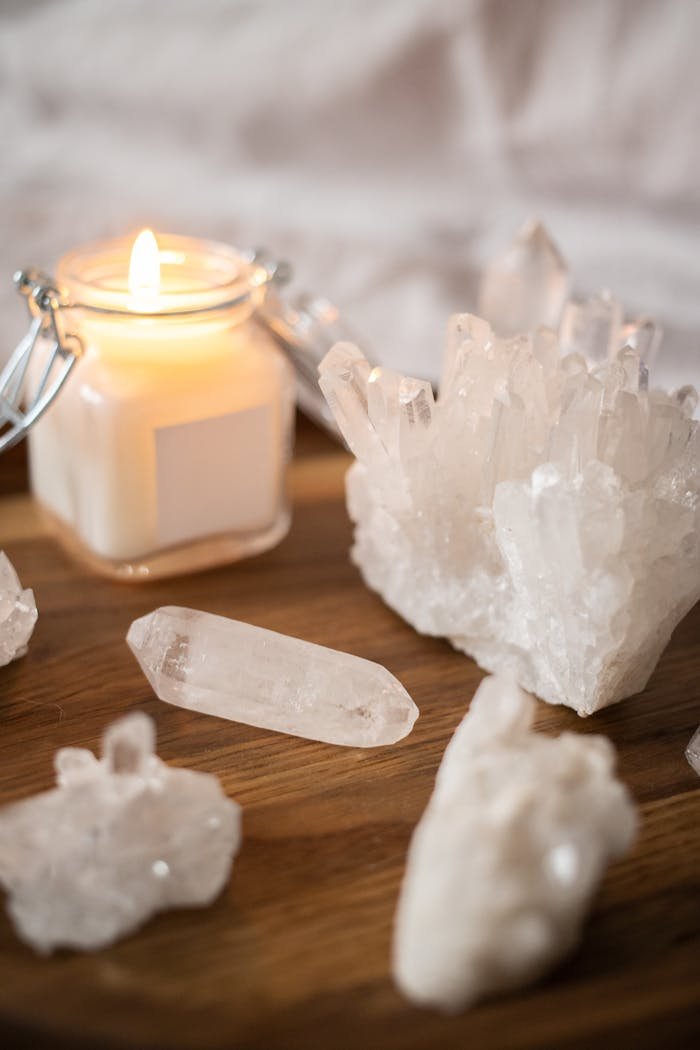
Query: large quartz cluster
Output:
[[393, 675, 637, 1012], [0, 550, 37, 667], [0, 712, 240, 953], [319, 225, 699, 715]]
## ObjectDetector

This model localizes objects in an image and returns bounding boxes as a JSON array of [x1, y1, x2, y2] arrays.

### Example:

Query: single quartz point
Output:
[[559, 291, 624, 363], [393, 676, 637, 1013], [686, 726, 700, 775], [0, 713, 240, 954], [319, 306, 699, 715], [0, 550, 37, 667], [127, 606, 418, 747], [620, 317, 663, 367], [674, 384, 699, 418], [477, 219, 570, 336]]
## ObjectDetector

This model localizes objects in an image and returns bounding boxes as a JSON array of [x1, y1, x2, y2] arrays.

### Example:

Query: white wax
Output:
[[28, 314, 292, 563]]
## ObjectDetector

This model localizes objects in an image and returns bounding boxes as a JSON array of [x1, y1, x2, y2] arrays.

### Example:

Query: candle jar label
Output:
[[155, 405, 276, 547]]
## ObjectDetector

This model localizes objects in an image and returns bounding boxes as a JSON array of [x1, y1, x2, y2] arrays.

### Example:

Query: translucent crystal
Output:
[[128, 606, 418, 747], [617, 345, 648, 394], [393, 676, 637, 1013], [0, 713, 240, 954], [620, 317, 662, 367], [477, 220, 570, 336], [559, 291, 624, 363], [0, 551, 37, 667], [319, 313, 699, 715], [398, 376, 435, 464], [686, 726, 700, 775], [673, 385, 699, 418], [317, 342, 378, 463]]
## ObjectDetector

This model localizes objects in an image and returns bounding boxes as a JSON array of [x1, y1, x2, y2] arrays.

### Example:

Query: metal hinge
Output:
[[0, 270, 82, 453]]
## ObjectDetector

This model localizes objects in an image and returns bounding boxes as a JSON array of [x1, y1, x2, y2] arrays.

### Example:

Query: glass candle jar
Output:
[[24, 232, 295, 580]]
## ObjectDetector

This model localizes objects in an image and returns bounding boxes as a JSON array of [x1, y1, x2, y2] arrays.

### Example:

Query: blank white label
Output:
[[155, 404, 275, 548]]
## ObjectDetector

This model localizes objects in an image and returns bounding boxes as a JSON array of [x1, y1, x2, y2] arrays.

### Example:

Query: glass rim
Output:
[[55, 232, 269, 319]]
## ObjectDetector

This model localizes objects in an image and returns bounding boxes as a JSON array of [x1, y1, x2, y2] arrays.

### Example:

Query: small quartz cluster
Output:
[[0, 712, 240, 953], [0, 551, 37, 667], [319, 225, 699, 715], [128, 606, 418, 747], [393, 675, 637, 1012]]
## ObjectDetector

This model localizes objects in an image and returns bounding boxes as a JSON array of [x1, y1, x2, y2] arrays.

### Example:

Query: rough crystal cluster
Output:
[[0, 712, 240, 953], [319, 225, 699, 715], [128, 606, 418, 747], [686, 726, 700, 775], [393, 675, 637, 1013], [0, 551, 37, 667]]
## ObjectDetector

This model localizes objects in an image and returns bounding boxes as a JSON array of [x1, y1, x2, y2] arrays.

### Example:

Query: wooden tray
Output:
[[0, 429, 698, 1049]]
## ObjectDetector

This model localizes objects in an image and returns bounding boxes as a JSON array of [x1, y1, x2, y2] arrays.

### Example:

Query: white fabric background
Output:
[[1, 0, 698, 390]]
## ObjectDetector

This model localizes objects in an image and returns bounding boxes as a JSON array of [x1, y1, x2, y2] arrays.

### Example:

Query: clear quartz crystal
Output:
[[477, 220, 570, 336], [127, 606, 418, 747], [319, 296, 699, 715], [318, 342, 378, 462], [0, 551, 38, 667], [0, 713, 240, 954], [393, 675, 637, 1013], [674, 385, 699, 418], [686, 726, 700, 775], [620, 317, 662, 367], [559, 291, 624, 363]]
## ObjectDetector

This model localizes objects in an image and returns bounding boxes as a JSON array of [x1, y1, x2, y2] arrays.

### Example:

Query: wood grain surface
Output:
[[0, 420, 698, 1050]]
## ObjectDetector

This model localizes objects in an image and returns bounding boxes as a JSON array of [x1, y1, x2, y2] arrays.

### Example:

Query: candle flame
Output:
[[128, 229, 161, 301]]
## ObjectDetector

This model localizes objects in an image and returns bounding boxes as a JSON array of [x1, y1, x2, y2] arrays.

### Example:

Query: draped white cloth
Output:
[[2, 0, 698, 390]]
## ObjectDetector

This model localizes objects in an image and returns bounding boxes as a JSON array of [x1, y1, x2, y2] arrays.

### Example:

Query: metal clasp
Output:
[[0, 270, 82, 453]]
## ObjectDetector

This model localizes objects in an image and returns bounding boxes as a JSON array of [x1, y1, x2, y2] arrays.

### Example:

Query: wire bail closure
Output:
[[0, 270, 82, 453]]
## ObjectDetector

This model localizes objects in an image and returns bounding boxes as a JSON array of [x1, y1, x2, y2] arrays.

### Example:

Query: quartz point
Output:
[[393, 675, 637, 1013], [0, 550, 37, 667], [477, 219, 570, 336], [0, 712, 240, 954], [559, 291, 623, 363], [319, 229, 699, 716], [620, 317, 662, 367], [127, 606, 418, 747], [686, 726, 700, 775]]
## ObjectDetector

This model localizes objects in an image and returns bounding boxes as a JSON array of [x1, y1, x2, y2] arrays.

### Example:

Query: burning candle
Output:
[[26, 231, 295, 579]]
